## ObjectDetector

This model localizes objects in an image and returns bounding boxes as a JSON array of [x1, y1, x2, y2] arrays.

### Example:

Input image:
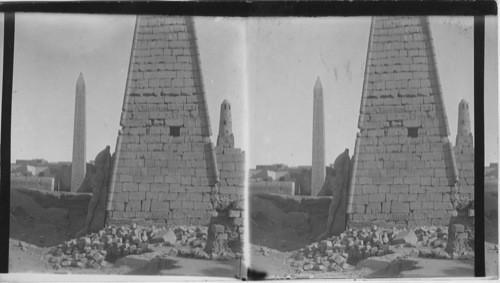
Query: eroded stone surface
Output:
[[348, 16, 458, 227], [76, 146, 112, 237], [107, 16, 245, 227], [317, 149, 351, 239]]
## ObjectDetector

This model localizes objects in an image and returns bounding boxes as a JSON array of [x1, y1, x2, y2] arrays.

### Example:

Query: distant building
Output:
[[251, 169, 291, 182], [250, 164, 317, 195], [256, 164, 288, 171], [485, 163, 498, 194], [11, 163, 51, 177], [11, 159, 93, 192], [15, 159, 49, 166]]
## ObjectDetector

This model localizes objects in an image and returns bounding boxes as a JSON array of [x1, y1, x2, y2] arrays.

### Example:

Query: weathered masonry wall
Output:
[[11, 188, 91, 235], [107, 16, 221, 227], [249, 180, 295, 196], [215, 146, 245, 205], [347, 16, 459, 228], [11, 176, 55, 191], [250, 193, 331, 238]]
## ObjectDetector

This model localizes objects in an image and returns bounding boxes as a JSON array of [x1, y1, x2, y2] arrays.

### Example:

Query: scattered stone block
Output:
[[391, 229, 418, 246]]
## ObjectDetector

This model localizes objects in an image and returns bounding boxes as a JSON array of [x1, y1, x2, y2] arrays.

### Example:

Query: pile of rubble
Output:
[[289, 225, 458, 273], [47, 223, 208, 269], [176, 201, 245, 261]]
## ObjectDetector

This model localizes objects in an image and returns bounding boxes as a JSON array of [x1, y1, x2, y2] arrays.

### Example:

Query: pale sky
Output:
[[5, 14, 499, 168], [248, 16, 497, 167], [9, 14, 246, 163]]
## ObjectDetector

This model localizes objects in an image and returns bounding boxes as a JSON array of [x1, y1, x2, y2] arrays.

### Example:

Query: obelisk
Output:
[[311, 76, 325, 196], [217, 99, 235, 149], [71, 73, 86, 192]]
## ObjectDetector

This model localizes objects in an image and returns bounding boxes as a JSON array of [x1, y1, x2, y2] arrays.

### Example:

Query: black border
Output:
[[474, 15, 486, 278], [0, 1, 497, 16], [0, 12, 14, 274], [0, 0, 496, 278]]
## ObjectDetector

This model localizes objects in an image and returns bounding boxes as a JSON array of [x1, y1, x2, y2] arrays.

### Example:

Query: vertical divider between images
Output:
[[473, 15, 486, 278], [242, 17, 251, 280], [0, 12, 15, 274]]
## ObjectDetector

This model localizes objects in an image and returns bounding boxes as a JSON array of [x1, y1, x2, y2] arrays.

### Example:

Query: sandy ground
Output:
[[249, 242, 497, 279], [9, 239, 242, 278], [8, 217, 244, 279], [8, 238, 243, 279], [249, 216, 499, 279]]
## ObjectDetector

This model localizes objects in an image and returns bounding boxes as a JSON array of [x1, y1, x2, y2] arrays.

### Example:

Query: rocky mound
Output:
[[288, 225, 463, 273], [47, 223, 209, 270]]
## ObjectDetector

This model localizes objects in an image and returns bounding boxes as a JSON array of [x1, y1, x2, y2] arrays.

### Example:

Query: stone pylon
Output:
[[454, 99, 474, 201], [71, 72, 86, 192], [347, 17, 460, 228], [107, 16, 222, 227], [217, 99, 234, 148], [311, 77, 326, 196]]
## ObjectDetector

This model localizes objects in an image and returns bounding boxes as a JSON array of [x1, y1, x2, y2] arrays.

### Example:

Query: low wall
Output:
[[249, 181, 295, 196], [11, 176, 55, 191], [10, 187, 92, 235], [250, 192, 331, 238]]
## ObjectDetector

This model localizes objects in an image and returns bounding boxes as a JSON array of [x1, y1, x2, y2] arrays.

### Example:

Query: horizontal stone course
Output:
[[108, 16, 246, 227], [349, 16, 459, 228]]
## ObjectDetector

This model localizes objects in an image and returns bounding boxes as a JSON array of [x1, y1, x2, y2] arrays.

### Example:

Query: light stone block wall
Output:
[[348, 16, 458, 228], [107, 16, 244, 227], [11, 176, 55, 191], [249, 181, 295, 196]]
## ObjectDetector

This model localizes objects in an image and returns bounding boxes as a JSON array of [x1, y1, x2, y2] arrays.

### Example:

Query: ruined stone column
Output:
[[311, 77, 326, 196], [454, 99, 474, 202], [71, 73, 86, 192], [217, 99, 234, 149], [456, 99, 473, 146]]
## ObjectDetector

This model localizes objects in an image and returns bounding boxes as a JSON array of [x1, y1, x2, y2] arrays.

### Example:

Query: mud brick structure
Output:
[[106, 16, 244, 227], [249, 180, 295, 195], [71, 73, 87, 192], [11, 176, 55, 191], [311, 77, 326, 196], [453, 99, 474, 202], [347, 16, 460, 228]]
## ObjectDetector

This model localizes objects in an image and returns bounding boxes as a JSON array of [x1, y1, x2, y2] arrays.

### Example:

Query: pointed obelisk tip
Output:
[[314, 76, 322, 90], [77, 72, 85, 86]]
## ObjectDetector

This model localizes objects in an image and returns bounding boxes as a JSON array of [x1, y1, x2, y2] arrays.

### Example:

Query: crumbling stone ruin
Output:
[[317, 149, 351, 240], [104, 16, 245, 257], [47, 223, 215, 269], [289, 224, 453, 273], [76, 146, 113, 237], [204, 200, 244, 257], [216, 99, 234, 149], [445, 202, 474, 256], [347, 16, 462, 228], [278, 16, 478, 276], [214, 107, 245, 208]]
